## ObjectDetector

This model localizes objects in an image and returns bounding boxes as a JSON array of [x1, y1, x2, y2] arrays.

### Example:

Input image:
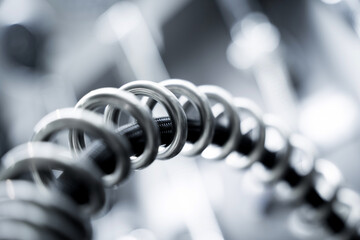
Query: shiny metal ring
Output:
[[331, 188, 360, 239], [198, 85, 240, 160], [275, 134, 316, 203], [31, 108, 131, 187], [120, 80, 188, 159], [312, 159, 344, 219], [0, 142, 105, 215], [294, 158, 344, 231], [73, 88, 160, 169], [314, 159, 343, 204], [291, 159, 344, 239], [251, 115, 291, 183], [225, 97, 266, 169], [287, 135, 316, 201], [161, 79, 215, 156]]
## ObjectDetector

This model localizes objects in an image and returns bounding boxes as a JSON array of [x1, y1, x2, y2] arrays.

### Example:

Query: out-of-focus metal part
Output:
[[0, 0, 77, 148], [275, 134, 316, 203], [0, 0, 54, 71], [46, 0, 191, 100], [256, 0, 360, 150], [217, 1, 298, 130], [342, 0, 360, 37], [0, 74, 78, 147], [321, 0, 360, 38], [135, 0, 192, 49], [226, 13, 298, 130], [0, 142, 105, 216], [251, 116, 291, 183], [289, 159, 344, 239], [225, 97, 266, 169], [95, 2, 170, 82], [215, 0, 253, 27], [326, 188, 360, 239], [0, 180, 93, 240], [199, 85, 241, 160]]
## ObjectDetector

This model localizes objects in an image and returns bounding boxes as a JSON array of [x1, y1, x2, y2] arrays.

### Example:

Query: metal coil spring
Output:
[[0, 79, 359, 240]]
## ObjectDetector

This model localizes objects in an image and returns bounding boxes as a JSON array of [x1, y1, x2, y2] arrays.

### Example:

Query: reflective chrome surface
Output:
[[76, 87, 160, 169], [199, 85, 240, 160], [121, 80, 188, 160], [32, 108, 131, 186], [161, 79, 215, 156]]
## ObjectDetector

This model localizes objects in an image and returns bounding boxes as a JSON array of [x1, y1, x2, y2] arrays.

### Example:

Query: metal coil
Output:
[[0, 79, 359, 239]]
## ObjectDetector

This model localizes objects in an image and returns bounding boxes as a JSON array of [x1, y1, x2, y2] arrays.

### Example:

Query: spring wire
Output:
[[0, 79, 359, 240]]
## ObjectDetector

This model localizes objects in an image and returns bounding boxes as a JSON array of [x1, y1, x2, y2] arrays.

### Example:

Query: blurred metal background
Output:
[[1, 0, 360, 239]]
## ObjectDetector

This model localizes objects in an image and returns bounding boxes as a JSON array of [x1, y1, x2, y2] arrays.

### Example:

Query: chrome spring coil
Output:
[[0, 79, 359, 239]]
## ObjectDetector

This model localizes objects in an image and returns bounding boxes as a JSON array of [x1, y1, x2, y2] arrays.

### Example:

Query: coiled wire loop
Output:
[[33, 108, 132, 186], [160, 79, 215, 156], [198, 85, 240, 160], [73, 87, 160, 170], [119, 80, 188, 159]]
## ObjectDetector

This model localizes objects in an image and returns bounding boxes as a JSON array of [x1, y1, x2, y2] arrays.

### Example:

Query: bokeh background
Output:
[[1, 0, 360, 239]]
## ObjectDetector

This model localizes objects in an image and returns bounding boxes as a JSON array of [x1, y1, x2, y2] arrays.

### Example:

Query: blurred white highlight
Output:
[[299, 90, 358, 146], [227, 13, 280, 70]]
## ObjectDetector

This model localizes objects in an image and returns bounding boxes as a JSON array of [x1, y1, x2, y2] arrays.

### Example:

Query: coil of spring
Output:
[[0, 79, 359, 240]]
